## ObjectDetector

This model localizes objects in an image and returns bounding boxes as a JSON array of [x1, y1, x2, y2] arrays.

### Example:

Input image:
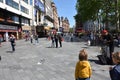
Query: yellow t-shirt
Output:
[[75, 61, 92, 79]]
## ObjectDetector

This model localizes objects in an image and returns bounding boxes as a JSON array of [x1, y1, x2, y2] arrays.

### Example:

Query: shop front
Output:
[[0, 24, 18, 41], [22, 26, 31, 39]]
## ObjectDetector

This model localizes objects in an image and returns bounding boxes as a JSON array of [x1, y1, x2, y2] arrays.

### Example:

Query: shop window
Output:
[[6, 14, 14, 23], [0, 12, 4, 21], [21, 18, 29, 25]]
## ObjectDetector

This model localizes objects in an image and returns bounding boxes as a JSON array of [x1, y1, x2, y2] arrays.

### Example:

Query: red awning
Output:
[[0, 29, 17, 32]]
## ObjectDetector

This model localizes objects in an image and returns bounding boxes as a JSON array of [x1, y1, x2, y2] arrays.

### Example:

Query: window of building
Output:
[[34, 9, 37, 22], [30, 0, 33, 5], [22, 0, 28, 4], [21, 17, 29, 25], [13, 16, 19, 23], [6, 0, 13, 7], [21, 6, 29, 14], [12, 1, 19, 10], [0, 0, 3, 3], [6, 0, 19, 10]]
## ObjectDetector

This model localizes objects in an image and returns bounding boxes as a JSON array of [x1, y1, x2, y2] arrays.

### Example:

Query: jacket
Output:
[[110, 64, 120, 80], [75, 61, 92, 79]]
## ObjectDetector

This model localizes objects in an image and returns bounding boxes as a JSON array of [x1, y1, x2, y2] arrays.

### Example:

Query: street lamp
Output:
[[115, 0, 119, 31]]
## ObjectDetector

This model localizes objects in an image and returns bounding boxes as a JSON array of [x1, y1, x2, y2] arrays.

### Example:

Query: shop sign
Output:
[[0, 24, 18, 30]]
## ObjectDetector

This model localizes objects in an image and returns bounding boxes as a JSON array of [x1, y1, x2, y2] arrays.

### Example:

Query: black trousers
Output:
[[109, 44, 114, 64], [55, 39, 58, 48], [11, 43, 15, 51], [59, 41, 62, 47]]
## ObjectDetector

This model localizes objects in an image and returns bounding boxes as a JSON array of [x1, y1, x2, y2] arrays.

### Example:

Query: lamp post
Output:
[[115, 0, 119, 31]]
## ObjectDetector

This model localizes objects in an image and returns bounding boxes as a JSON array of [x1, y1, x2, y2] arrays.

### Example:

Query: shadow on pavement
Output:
[[88, 59, 101, 65], [81, 46, 89, 49], [46, 46, 53, 48], [6, 51, 14, 53]]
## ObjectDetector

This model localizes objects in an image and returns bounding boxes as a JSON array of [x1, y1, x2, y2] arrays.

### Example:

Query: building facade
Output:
[[32, 0, 45, 37], [60, 17, 70, 33], [0, 0, 32, 41], [51, 2, 59, 30], [35, 0, 54, 37]]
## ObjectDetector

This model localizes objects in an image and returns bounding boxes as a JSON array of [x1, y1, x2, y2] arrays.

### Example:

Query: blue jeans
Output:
[[77, 77, 90, 80]]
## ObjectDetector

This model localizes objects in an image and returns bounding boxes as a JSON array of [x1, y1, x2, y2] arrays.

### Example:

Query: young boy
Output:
[[109, 51, 120, 80], [75, 49, 92, 80]]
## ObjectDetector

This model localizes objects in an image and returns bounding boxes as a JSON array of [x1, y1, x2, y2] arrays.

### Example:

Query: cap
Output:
[[102, 30, 108, 33]]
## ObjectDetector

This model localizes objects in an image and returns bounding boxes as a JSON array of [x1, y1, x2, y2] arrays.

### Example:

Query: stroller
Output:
[[97, 45, 110, 65]]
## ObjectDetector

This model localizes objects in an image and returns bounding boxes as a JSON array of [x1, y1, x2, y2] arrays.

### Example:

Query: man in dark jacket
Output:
[[9, 34, 16, 51], [102, 30, 114, 65], [58, 34, 62, 47], [54, 34, 58, 48]]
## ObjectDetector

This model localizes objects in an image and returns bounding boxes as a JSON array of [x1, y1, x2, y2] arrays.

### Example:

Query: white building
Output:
[[0, 0, 32, 41]]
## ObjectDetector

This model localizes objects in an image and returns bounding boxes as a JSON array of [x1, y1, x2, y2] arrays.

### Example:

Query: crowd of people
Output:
[[49, 32, 63, 48]]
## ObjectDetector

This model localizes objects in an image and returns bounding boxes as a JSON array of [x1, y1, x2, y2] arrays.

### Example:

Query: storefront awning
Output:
[[22, 26, 31, 31], [0, 29, 17, 32]]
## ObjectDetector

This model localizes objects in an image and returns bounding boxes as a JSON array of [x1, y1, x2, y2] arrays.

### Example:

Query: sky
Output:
[[53, 0, 77, 27]]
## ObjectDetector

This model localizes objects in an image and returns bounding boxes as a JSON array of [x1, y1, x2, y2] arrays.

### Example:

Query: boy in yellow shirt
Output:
[[75, 49, 92, 80]]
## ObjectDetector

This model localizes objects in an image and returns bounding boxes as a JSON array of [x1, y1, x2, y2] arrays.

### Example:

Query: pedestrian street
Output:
[[0, 37, 118, 80]]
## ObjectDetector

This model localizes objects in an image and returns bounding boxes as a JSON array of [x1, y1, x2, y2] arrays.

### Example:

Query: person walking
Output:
[[30, 34, 33, 43], [109, 51, 120, 80], [9, 34, 16, 52], [75, 49, 92, 80], [54, 34, 58, 48], [58, 34, 62, 47], [51, 34, 55, 48], [34, 34, 39, 44]]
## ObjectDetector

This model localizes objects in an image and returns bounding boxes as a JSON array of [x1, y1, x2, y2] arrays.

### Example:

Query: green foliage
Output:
[[75, 0, 119, 23], [75, 0, 120, 31], [69, 28, 73, 33]]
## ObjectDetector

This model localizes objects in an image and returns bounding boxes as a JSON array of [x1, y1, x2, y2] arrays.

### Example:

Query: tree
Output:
[[75, 0, 120, 31]]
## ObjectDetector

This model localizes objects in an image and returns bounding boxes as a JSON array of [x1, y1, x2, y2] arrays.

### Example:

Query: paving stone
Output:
[[0, 38, 119, 80]]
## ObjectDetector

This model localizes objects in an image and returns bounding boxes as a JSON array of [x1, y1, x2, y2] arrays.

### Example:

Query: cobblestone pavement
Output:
[[0, 38, 119, 80]]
